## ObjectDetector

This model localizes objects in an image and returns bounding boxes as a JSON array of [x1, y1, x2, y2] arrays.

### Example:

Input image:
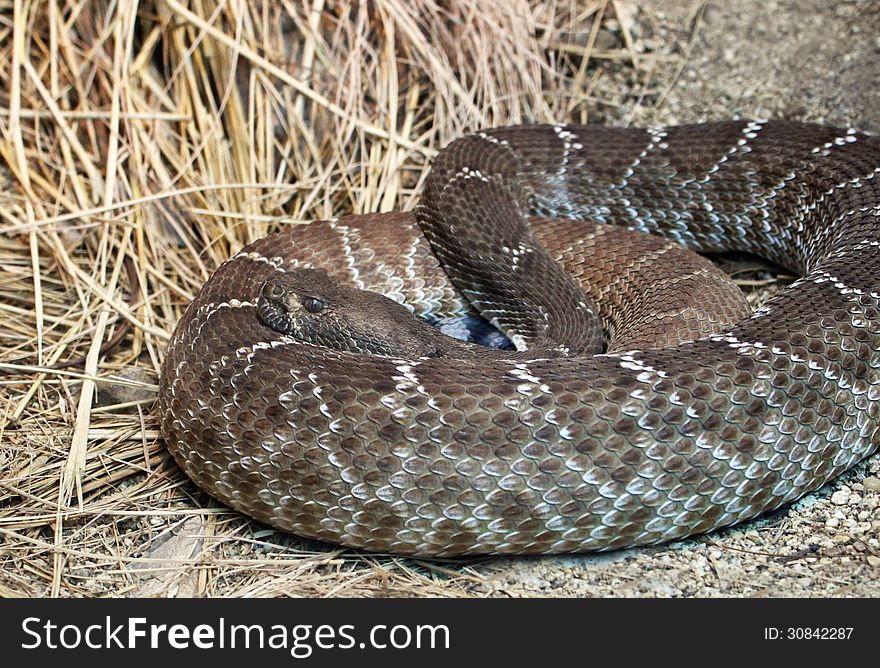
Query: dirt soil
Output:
[[474, 0, 880, 597]]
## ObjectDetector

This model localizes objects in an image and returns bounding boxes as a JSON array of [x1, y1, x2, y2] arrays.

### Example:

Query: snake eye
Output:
[[303, 297, 324, 314]]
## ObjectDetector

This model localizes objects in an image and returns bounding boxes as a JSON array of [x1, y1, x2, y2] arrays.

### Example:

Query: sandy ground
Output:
[[472, 0, 880, 597]]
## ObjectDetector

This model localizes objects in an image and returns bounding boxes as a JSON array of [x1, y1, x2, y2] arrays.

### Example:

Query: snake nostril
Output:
[[261, 281, 285, 301]]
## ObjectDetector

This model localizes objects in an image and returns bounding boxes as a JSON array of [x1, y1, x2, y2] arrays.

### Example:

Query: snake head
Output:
[[256, 268, 339, 336], [256, 267, 453, 357]]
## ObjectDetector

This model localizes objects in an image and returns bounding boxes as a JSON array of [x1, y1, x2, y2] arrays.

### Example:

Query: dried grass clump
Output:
[[0, 0, 687, 597]]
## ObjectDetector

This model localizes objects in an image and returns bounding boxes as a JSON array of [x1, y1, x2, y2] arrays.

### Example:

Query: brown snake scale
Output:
[[160, 121, 880, 556]]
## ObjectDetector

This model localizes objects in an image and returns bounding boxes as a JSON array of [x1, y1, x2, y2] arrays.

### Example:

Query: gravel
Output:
[[470, 0, 880, 598]]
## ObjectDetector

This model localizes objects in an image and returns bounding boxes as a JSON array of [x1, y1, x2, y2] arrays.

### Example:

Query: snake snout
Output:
[[257, 280, 298, 334]]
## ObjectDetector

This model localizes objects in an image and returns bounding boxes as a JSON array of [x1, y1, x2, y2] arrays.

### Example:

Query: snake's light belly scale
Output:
[[160, 121, 880, 557]]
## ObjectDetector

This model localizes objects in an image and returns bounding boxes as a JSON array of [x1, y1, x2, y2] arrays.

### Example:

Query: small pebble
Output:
[[861, 477, 880, 493], [831, 490, 850, 505]]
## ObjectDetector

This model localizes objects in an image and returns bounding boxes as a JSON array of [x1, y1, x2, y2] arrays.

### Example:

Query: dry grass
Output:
[[0, 0, 701, 597]]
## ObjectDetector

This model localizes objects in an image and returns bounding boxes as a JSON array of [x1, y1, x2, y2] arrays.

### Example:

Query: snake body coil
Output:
[[160, 121, 880, 556]]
